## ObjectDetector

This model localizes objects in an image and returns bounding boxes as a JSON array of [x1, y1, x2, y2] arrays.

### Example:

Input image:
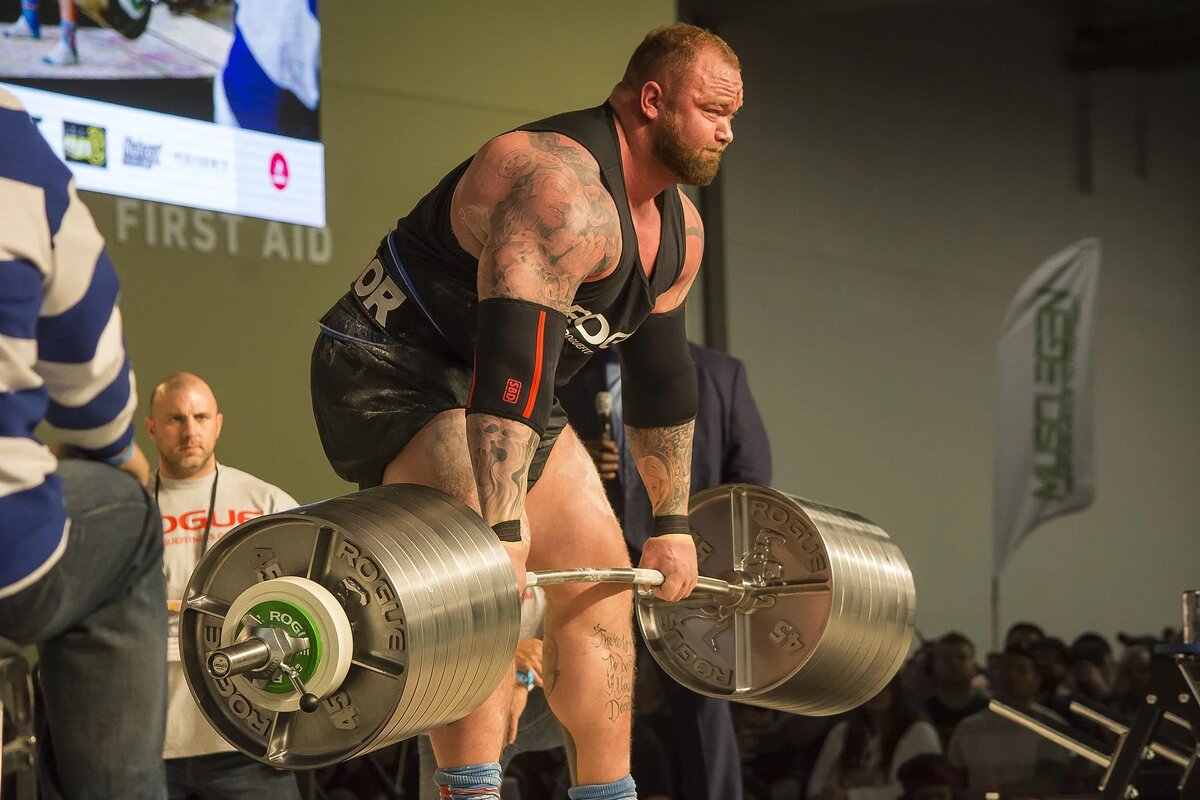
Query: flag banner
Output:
[[993, 239, 1100, 577]]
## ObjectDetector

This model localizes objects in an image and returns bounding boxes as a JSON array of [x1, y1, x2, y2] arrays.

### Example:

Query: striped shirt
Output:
[[0, 87, 138, 599]]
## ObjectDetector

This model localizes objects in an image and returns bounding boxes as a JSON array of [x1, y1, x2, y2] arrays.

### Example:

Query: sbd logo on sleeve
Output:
[[503, 378, 522, 404], [63, 121, 107, 168]]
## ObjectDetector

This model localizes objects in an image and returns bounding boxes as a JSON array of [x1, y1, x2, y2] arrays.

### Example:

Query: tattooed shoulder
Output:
[[479, 133, 620, 310]]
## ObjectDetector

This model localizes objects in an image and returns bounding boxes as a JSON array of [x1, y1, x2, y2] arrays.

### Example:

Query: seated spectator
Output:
[[896, 753, 958, 800], [1111, 643, 1153, 718], [0, 86, 166, 799], [1005, 622, 1044, 651], [948, 646, 1069, 799], [925, 632, 989, 749], [1030, 636, 1072, 717], [901, 642, 936, 707], [808, 677, 941, 800], [1067, 632, 1116, 700]]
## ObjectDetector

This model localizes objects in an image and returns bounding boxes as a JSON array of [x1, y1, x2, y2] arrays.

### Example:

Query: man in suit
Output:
[[560, 341, 772, 800]]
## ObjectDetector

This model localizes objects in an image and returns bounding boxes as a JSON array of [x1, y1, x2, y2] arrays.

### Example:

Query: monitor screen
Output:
[[1, 0, 324, 227]]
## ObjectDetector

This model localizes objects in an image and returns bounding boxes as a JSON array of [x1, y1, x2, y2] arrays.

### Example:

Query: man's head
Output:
[[615, 23, 742, 187], [1030, 636, 1069, 694], [933, 631, 977, 690], [999, 645, 1041, 703], [145, 372, 223, 479], [897, 753, 957, 800], [1005, 621, 1044, 650]]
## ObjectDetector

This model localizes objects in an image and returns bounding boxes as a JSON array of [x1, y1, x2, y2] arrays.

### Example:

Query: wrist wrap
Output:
[[653, 514, 691, 536], [492, 520, 523, 542]]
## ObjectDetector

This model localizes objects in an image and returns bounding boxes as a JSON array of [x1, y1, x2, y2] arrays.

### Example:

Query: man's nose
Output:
[[716, 117, 733, 145]]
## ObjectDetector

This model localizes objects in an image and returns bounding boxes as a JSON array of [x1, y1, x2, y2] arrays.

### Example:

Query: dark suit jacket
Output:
[[559, 342, 772, 550]]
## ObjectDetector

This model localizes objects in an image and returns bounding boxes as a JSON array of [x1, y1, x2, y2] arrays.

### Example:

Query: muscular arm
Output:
[[625, 189, 705, 514], [623, 190, 706, 599], [466, 132, 619, 527]]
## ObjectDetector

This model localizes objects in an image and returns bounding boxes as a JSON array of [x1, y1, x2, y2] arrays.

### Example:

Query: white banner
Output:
[[993, 239, 1100, 577], [2, 82, 325, 228]]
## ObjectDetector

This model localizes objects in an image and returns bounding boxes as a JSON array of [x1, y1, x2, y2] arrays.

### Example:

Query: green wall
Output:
[[83, 1, 676, 503]]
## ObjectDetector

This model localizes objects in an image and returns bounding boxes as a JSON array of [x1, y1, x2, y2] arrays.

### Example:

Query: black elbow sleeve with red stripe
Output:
[[466, 298, 567, 437]]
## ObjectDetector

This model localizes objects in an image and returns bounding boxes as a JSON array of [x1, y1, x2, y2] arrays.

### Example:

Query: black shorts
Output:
[[310, 294, 567, 490]]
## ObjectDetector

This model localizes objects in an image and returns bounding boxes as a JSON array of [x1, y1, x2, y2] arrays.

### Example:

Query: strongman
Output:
[[311, 23, 743, 800]]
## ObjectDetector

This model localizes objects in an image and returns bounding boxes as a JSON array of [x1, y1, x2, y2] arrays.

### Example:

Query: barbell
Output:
[[179, 483, 915, 768]]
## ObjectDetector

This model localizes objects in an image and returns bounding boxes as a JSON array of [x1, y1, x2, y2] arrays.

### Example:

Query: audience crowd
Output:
[[303, 621, 1179, 800]]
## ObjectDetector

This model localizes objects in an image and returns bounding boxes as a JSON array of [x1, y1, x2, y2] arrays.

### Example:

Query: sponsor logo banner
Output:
[[123, 137, 162, 169], [64, 121, 107, 167]]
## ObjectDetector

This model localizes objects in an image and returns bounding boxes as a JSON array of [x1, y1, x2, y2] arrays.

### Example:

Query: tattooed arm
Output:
[[622, 190, 706, 601], [462, 132, 620, 531]]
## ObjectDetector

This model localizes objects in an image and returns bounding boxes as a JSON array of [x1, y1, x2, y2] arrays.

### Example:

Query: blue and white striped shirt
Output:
[[0, 88, 138, 599]]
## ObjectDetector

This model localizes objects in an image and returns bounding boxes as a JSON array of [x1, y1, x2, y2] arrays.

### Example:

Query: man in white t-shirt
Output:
[[146, 372, 301, 800]]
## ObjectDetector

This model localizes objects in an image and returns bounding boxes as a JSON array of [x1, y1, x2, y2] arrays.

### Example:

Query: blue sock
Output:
[[432, 762, 502, 799], [61, 19, 75, 49], [22, 1, 41, 35], [568, 775, 637, 800]]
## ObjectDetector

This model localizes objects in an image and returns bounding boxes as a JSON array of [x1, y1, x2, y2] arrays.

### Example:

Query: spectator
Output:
[[1030, 636, 1072, 717], [1004, 622, 1044, 651], [146, 372, 302, 799], [896, 753, 958, 800], [925, 633, 989, 749], [807, 677, 941, 800], [948, 646, 1069, 799], [1111, 643, 1153, 718], [0, 86, 166, 799], [901, 642, 937, 708], [1067, 632, 1116, 701]]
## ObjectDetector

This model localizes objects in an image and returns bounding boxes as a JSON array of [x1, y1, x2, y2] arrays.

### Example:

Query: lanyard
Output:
[[155, 465, 220, 556]]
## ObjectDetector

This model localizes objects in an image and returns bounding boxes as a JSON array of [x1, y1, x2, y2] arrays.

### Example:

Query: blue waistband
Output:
[[384, 231, 447, 339]]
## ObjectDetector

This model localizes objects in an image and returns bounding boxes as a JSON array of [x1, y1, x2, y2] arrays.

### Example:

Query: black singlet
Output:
[[348, 102, 687, 387]]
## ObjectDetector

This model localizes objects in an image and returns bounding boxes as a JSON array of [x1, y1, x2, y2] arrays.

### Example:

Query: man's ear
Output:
[[214, 411, 224, 441], [640, 81, 664, 121]]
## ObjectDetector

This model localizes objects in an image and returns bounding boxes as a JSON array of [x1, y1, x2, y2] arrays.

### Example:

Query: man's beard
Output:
[[652, 112, 723, 187]]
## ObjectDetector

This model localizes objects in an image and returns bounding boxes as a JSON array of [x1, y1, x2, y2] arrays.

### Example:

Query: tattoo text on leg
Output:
[[591, 624, 633, 723]]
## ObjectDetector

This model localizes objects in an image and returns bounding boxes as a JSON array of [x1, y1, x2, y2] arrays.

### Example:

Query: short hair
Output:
[[1031, 636, 1069, 662], [1005, 621, 1044, 643], [1070, 632, 1113, 667], [1002, 643, 1036, 663], [936, 631, 975, 652], [620, 23, 740, 91]]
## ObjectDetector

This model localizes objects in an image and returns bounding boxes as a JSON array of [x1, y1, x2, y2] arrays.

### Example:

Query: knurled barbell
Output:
[[179, 483, 915, 768]]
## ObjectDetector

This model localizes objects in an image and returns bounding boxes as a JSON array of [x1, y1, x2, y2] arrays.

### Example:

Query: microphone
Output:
[[595, 391, 614, 442]]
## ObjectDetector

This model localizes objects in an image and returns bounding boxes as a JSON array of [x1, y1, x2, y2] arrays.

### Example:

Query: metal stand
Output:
[[990, 589, 1200, 800], [0, 637, 36, 800]]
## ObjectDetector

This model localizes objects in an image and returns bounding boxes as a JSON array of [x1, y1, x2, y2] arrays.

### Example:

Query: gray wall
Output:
[[713, 2, 1200, 649]]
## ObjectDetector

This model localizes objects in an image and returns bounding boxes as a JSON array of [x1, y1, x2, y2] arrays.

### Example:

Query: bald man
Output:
[[145, 372, 300, 800]]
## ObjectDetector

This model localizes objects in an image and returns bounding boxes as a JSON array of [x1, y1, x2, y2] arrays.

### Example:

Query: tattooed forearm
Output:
[[479, 133, 619, 312], [466, 415, 539, 524], [626, 421, 695, 517]]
